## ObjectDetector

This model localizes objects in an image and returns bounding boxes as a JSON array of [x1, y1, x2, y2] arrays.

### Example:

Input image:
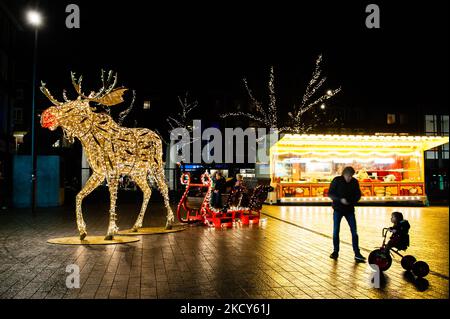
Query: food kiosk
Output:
[[269, 134, 449, 204]]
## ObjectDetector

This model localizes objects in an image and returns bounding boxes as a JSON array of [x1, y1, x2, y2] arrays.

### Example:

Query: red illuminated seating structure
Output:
[[176, 171, 273, 228]]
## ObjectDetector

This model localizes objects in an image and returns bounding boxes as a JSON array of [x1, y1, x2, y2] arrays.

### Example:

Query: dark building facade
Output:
[[0, 2, 23, 208]]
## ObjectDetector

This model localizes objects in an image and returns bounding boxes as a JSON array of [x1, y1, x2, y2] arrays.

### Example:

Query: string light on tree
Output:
[[166, 92, 199, 131], [220, 55, 341, 133], [164, 91, 200, 158], [288, 54, 341, 133], [221, 66, 278, 128]]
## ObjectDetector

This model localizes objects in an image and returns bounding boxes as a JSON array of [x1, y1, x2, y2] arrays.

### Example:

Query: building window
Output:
[[441, 115, 449, 135], [399, 113, 408, 125], [426, 149, 438, 159], [387, 114, 396, 125], [16, 88, 24, 100], [425, 114, 437, 135], [424, 114, 449, 160], [425, 115, 437, 159], [0, 50, 8, 81], [442, 143, 449, 160], [13, 108, 23, 124]]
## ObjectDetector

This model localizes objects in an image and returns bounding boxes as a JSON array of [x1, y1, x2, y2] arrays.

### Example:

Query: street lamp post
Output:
[[27, 10, 42, 214]]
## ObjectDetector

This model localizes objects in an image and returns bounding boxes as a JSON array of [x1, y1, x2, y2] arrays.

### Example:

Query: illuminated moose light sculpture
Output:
[[40, 71, 174, 240]]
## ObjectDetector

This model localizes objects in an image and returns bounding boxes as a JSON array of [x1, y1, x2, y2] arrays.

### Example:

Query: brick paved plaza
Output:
[[0, 198, 448, 299]]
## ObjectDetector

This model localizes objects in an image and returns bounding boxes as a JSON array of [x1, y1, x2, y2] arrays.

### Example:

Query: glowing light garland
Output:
[[221, 55, 341, 132], [166, 92, 199, 131], [221, 66, 278, 128], [40, 70, 174, 240], [289, 55, 341, 132], [165, 92, 201, 148]]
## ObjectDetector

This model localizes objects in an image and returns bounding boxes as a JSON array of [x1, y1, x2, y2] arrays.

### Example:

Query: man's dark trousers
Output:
[[333, 210, 360, 255]]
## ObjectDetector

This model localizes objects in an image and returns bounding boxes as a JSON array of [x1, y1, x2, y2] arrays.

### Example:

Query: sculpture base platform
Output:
[[47, 236, 140, 245], [118, 225, 187, 235]]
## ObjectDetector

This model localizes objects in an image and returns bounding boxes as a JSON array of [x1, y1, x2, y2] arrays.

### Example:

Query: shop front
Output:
[[270, 134, 449, 204]]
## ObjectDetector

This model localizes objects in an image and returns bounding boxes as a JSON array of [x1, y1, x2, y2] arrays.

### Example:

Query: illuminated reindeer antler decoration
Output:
[[40, 71, 174, 240]]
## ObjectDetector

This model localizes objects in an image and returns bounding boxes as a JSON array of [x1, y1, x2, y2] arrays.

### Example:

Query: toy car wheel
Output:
[[401, 255, 417, 271], [368, 249, 392, 271], [412, 261, 430, 278]]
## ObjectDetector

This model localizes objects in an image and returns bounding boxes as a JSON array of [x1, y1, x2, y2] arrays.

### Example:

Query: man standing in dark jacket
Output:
[[328, 166, 366, 262]]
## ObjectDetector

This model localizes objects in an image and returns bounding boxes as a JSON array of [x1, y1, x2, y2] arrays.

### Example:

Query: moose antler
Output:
[[40, 71, 127, 107], [70, 70, 126, 106], [62, 89, 70, 102], [40, 81, 63, 106], [71, 71, 89, 99], [89, 70, 117, 99]]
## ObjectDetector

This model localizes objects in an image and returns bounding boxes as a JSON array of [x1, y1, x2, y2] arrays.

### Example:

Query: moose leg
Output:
[[105, 175, 120, 240], [131, 174, 152, 231], [75, 173, 104, 240], [153, 166, 174, 229]]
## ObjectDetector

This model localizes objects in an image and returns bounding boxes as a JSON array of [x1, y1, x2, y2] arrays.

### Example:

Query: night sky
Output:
[[6, 0, 450, 133]]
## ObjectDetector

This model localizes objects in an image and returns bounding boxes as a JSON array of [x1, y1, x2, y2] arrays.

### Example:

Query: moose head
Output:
[[40, 70, 127, 137]]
